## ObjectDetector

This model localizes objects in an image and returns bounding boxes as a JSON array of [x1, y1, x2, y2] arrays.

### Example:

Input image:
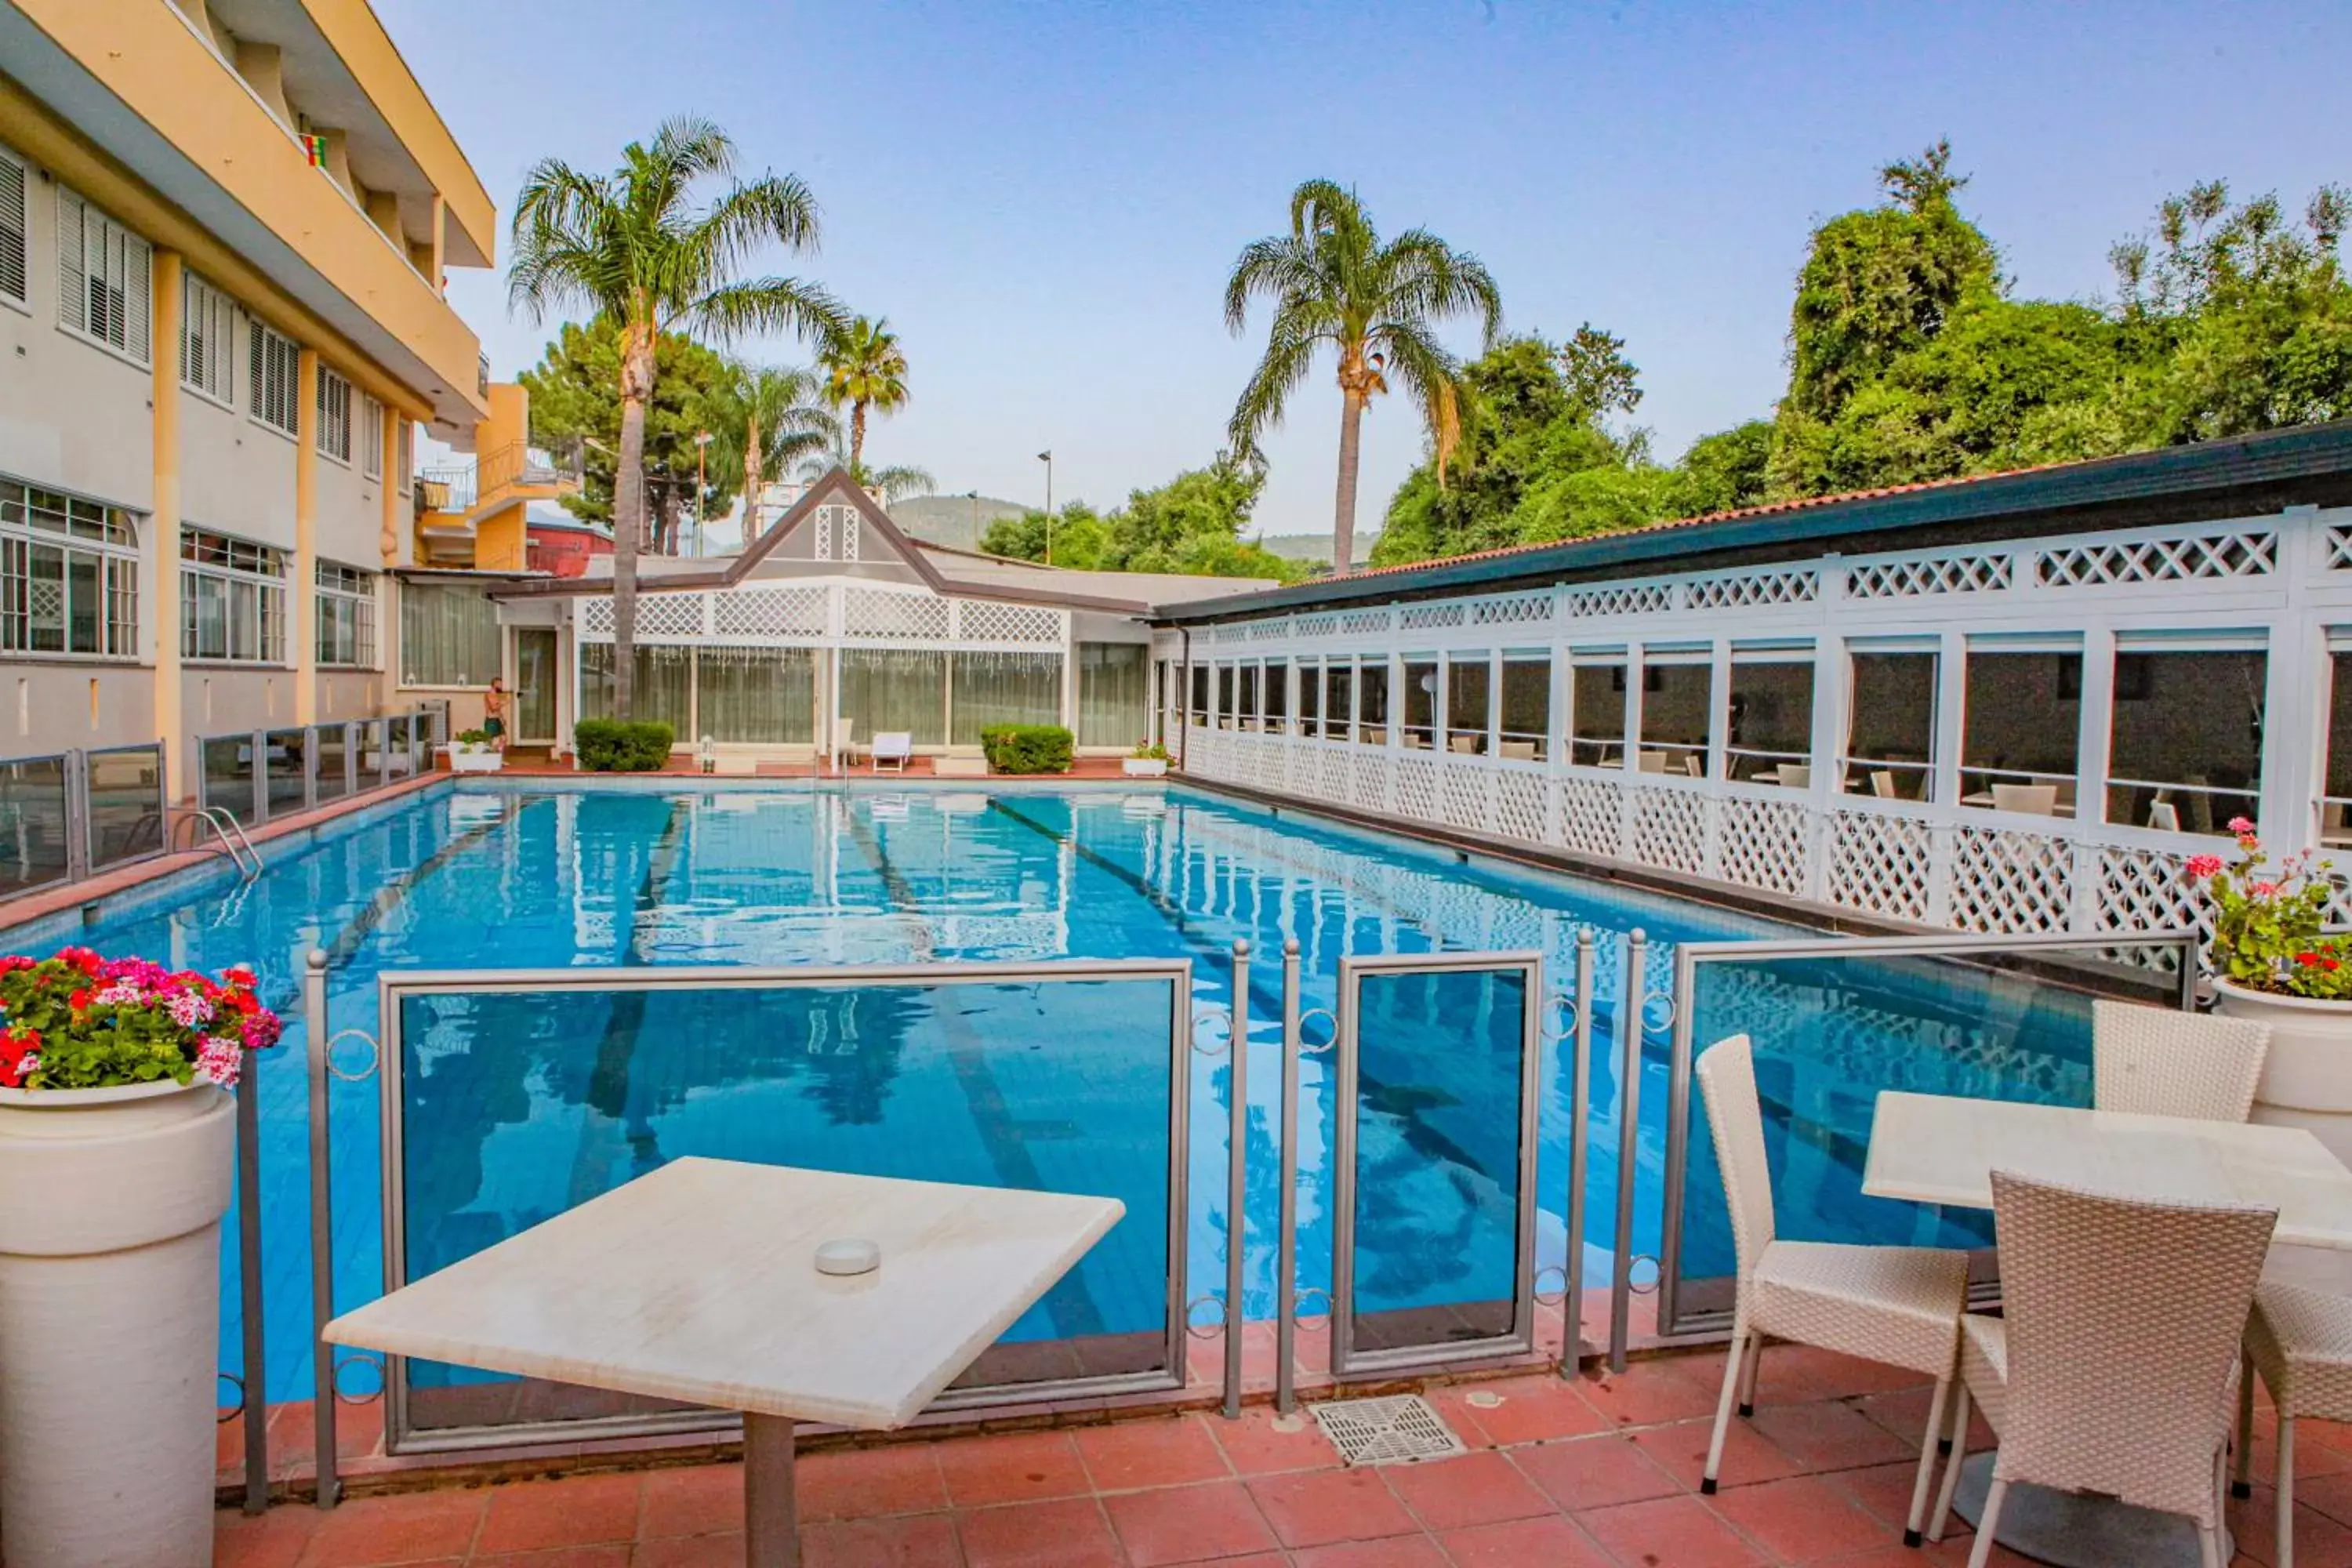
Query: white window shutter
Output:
[[0, 151, 26, 306], [56, 191, 85, 336]]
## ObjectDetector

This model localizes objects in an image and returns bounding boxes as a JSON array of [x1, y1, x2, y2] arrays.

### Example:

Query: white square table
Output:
[[1863, 1091, 2352, 1567], [325, 1158, 1124, 1566]]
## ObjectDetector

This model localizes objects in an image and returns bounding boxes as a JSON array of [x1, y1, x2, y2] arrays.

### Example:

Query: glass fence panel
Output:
[[387, 969, 1184, 1441], [0, 754, 70, 895], [1338, 958, 1537, 1368], [1665, 945, 2180, 1328], [314, 727, 351, 804], [263, 728, 309, 818], [202, 735, 257, 825], [383, 717, 416, 781], [85, 743, 165, 869]]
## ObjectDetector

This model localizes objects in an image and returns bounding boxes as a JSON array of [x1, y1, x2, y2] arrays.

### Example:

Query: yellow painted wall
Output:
[[474, 501, 529, 572]]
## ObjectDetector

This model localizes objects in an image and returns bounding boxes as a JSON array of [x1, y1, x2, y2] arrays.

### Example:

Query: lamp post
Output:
[[692, 430, 713, 557], [1036, 449, 1054, 564]]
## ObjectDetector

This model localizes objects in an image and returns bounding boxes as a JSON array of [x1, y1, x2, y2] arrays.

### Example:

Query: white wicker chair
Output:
[[1696, 1035, 1969, 1544], [2236, 1282, 2352, 1567], [2092, 1000, 2270, 1123], [1929, 1171, 2277, 1568]]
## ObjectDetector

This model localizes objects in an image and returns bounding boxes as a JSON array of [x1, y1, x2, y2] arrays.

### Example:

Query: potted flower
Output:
[[0, 949, 282, 1565], [1123, 742, 1171, 779], [445, 727, 504, 774], [2194, 822, 2352, 1163]]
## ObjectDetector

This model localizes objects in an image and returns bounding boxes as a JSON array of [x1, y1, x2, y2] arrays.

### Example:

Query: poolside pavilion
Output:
[[1145, 421, 2352, 942]]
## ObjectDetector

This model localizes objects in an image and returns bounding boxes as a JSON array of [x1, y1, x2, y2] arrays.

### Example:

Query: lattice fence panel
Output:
[[712, 586, 829, 638], [1951, 826, 2077, 934], [1559, 776, 1623, 859], [1317, 749, 1354, 805], [633, 593, 709, 640], [1393, 756, 1439, 824], [1632, 787, 1707, 875], [1340, 608, 1392, 635], [2328, 524, 2352, 571], [1719, 797, 1810, 897], [1439, 761, 1490, 833], [1210, 623, 1249, 644], [578, 598, 615, 637], [1567, 584, 1672, 619], [2095, 845, 2206, 936], [843, 588, 952, 641], [1846, 553, 2013, 599], [2034, 529, 2276, 587], [1827, 811, 1935, 923], [1294, 613, 1340, 639], [1399, 603, 1468, 630], [954, 599, 1062, 644], [1471, 592, 1555, 626], [1348, 754, 1392, 813], [1249, 618, 1290, 642], [1286, 743, 1322, 797], [1496, 771, 1548, 844], [1683, 569, 1820, 611]]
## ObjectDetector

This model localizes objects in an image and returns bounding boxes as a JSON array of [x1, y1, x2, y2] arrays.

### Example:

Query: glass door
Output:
[[513, 628, 558, 743]]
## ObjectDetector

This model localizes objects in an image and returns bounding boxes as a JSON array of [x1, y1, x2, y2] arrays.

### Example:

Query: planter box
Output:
[[2223, 978, 2352, 1292], [0, 1079, 233, 1566], [1121, 758, 1169, 778], [443, 746, 504, 775]]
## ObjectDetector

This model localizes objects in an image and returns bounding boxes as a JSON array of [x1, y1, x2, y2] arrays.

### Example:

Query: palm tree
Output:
[[820, 316, 909, 475], [508, 117, 845, 717], [1225, 180, 1502, 575], [797, 436, 935, 506], [710, 362, 836, 548]]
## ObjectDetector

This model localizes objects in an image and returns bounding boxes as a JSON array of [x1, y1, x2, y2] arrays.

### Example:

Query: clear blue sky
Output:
[[383, 0, 2352, 541]]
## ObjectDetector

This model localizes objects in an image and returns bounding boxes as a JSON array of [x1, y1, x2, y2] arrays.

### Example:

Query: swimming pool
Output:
[[10, 779, 2100, 1409]]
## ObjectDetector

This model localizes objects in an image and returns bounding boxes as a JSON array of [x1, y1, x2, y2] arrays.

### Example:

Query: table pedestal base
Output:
[[1951, 1452, 2227, 1567], [744, 1413, 798, 1567]]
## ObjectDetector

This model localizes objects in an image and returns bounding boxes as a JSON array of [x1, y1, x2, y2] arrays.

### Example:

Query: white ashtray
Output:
[[815, 1238, 880, 1276]]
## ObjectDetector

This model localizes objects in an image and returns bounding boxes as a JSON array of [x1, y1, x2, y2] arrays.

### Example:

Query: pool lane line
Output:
[[839, 800, 1108, 1341]]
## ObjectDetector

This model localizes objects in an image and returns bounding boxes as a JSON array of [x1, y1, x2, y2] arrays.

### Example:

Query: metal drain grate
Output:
[[1309, 1394, 1468, 1466]]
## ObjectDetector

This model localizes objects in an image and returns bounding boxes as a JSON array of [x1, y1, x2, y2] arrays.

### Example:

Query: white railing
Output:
[[575, 580, 1068, 651]]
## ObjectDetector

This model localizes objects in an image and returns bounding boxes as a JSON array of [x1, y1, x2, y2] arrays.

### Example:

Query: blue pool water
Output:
[[11, 781, 2102, 1409]]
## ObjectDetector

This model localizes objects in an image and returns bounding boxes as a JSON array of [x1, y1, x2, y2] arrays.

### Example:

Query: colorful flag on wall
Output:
[[301, 134, 329, 169]]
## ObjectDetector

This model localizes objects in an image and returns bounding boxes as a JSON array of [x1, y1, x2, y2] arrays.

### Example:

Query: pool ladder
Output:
[[171, 806, 263, 881]]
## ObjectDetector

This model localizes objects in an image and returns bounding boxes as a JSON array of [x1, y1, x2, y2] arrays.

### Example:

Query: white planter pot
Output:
[[0, 1079, 234, 1567], [2223, 978, 2352, 1165], [1121, 758, 1169, 778], [448, 748, 503, 775]]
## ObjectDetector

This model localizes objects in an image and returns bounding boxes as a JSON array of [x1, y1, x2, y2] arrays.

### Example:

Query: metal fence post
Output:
[[251, 730, 268, 825], [1560, 927, 1595, 1377], [303, 725, 318, 811], [1276, 938, 1300, 1414], [235, 1044, 270, 1512], [1609, 928, 1646, 1374], [63, 748, 90, 883], [304, 951, 340, 1508], [1223, 939, 1250, 1421]]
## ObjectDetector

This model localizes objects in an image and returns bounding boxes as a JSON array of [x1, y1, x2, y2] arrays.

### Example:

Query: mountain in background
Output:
[[1252, 534, 1349, 567], [888, 493, 1029, 553]]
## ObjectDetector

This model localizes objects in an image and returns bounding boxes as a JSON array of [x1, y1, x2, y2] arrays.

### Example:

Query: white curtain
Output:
[[841, 649, 946, 745], [698, 647, 815, 743], [951, 652, 1061, 744], [399, 583, 501, 686], [1077, 643, 1148, 746]]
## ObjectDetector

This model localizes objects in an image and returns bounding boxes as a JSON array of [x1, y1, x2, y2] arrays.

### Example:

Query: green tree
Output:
[[507, 117, 845, 717], [979, 459, 1304, 583], [520, 318, 737, 546], [979, 503, 1110, 570], [1669, 419, 1775, 515], [1225, 179, 1501, 575], [1558, 323, 1643, 422], [820, 316, 909, 475], [705, 362, 835, 546]]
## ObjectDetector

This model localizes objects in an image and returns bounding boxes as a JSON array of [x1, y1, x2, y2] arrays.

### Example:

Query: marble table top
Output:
[[324, 1158, 1124, 1428], [1864, 1092, 2352, 1250]]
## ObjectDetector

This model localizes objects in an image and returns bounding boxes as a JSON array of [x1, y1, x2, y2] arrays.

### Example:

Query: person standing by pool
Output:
[[483, 677, 509, 753]]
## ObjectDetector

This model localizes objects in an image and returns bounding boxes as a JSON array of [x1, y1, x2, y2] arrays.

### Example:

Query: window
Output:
[[1727, 649, 1813, 786], [314, 562, 377, 668], [1297, 656, 1321, 739], [839, 648, 946, 746], [1961, 643, 2082, 815], [2105, 642, 2266, 833], [1236, 662, 1260, 730], [1640, 652, 1713, 778], [180, 528, 286, 663], [1077, 642, 1149, 748], [2327, 646, 2352, 849], [1356, 656, 1391, 744], [315, 366, 352, 463], [398, 581, 501, 685], [249, 321, 299, 435], [1401, 655, 1439, 749], [578, 644, 691, 734], [1500, 652, 1549, 761], [396, 418, 412, 495], [361, 396, 384, 480], [951, 652, 1061, 744], [0, 147, 27, 308], [1324, 659, 1354, 742], [1446, 652, 1490, 754], [1263, 658, 1289, 735], [0, 478, 139, 657], [1215, 664, 1235, 729], [1842, 646, 1939, 800], [56, 188, 151, 361], [1189, 662, 1209, 726], [698, 647, 815, 743], [180, 273, 236, 405], [1569, 653, 1624, 767]]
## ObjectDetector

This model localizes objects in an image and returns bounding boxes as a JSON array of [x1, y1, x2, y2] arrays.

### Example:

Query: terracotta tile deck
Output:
[[213, 1346, 2349, 1566]]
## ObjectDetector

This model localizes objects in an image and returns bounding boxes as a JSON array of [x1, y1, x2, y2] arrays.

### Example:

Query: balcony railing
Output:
[[415, 444, 583, 516]]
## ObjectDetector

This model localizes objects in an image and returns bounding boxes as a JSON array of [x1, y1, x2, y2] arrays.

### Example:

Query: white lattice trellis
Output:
[[1471, 592, 1556, 626], [2034, 529, 2276, 587], [1559, 775, 1624, 859], [1339, 608, 1393, 635], [1439, 761, 1490, 832], [2328, 524, 2352, 571], [1719, 797, 1810, 896], [953, 599, 1062, 644], [1846, 553, 2013, 599], [1951, 826, 2076, 934], [633, 593, 709, 639], [1348, 754, 1392, 813], [1394, 756, 1439, 823], [579, 598, 615, 636], [1567, 583, 1672, 619], [2095, 845, 2207, 936], [843, 588, 951, 641], [1399, 603, 1468, 630], [713, 586, 829, 638], [1828, 811, 1935, 922], [1294, 613, 1340, 638], [1496, 771, 1548, 843], [1683, 569, 1820, 612], [1632, 787, 1708, 874]]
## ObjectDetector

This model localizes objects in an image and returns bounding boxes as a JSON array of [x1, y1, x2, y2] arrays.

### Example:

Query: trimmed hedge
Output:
[[574, 718, 676, 771], [979, 724, 1073, 775]]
